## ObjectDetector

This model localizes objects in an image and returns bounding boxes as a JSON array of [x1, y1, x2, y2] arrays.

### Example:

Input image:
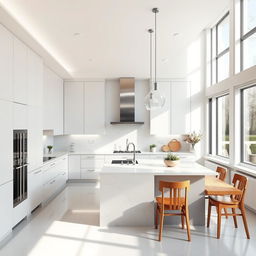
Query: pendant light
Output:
[[144, 8, 165, 111]]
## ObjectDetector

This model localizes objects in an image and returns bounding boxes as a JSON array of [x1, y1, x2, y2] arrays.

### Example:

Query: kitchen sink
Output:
[[111, 160, 138, 165]]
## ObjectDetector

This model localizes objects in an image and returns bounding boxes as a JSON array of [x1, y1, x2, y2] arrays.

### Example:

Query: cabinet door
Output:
[[28, 168, 43, 212], [28, 50, 43, 107], [84, 81, 105, 134], [68, 155, 81, 179], [13, 103, 28, 129], [0, 100, 12, 185], [13, 37, 28, 104], [170, 81, 191, 134], [28, 106, 43, 171], [0, 24, 12, 101], [0, 181, 13, 240], [150, 82, 171, 135], [43, 66, 63, 135], [64, 82, 84, 134]]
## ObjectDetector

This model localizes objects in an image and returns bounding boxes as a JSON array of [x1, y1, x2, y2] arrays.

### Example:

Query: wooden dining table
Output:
[[205, 176, 242, 196]]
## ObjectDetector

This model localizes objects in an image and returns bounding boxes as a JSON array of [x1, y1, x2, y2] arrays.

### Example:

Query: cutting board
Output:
[[168, 139, 181, 152]]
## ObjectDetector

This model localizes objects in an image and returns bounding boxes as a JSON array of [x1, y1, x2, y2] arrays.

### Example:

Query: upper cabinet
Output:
[[0, 24, 12, 101], [43, 66, 63, 135], [64, 82, 84, 134], [28, 50, 43, 107], [13, 37, 28, 105], [150, 81, 191, 135], [84, 82, 105, 134], [64, 81, 105, 135]]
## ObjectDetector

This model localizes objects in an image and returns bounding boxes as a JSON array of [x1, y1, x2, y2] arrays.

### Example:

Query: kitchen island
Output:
[[97, 159, 216, 227]]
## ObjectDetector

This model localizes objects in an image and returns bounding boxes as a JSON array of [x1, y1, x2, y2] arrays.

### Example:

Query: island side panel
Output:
[[100, 174, 154, 227], [154, 175, 205, 226]]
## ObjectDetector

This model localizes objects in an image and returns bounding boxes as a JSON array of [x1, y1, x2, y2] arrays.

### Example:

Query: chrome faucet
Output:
[[127, 142, 136, 165]]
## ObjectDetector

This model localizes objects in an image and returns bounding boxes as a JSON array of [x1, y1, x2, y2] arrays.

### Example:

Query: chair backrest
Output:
[[216, 166, 227, 181], [159, 180, 190, 210], [232, 173, 248, 202]]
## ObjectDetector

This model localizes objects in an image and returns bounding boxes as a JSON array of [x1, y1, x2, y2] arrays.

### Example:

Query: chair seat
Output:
[[209, 195, 239, 205], [156, 197, 185, 209]]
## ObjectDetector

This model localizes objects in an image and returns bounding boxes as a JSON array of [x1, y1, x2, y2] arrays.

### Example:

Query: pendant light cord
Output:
[[154, 10, 157, 87]]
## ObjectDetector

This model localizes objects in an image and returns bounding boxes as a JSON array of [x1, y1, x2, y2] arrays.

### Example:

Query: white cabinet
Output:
[[150, 81, 191, 135], [64, 81, 105, 135], [28, 50, 43, 107], [0, 24, 13, 101], [28, 168, 43, 212], [0, 100, 12, 185], [150, 82, 171, 135], [170, 81, 191, 134], [80, 155, 104, 179], [28, 106, 43, 172], [13, 103, 28, 129], [43, 66, 63, 135], [64, 82, 84, 134], [13, 37, 28, 104], [0, 181, 13, 240], [84, 82, 105, 134], [68, 155, 81, 179]]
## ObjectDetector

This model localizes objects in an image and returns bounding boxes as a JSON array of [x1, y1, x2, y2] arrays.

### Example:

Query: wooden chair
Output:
[[216, 166, 227, 181], [207, 173, 250, 239], [216, 166, 228, 218], [155, 180, 191, 242]]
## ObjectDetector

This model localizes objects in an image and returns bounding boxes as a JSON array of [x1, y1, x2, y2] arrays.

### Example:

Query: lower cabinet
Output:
[[68, 155, 81, 179], [0, 181, 13, 241], [28, 167, 43, 212]]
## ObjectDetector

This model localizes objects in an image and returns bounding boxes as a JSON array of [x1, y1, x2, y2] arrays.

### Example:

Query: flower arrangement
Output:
[[184, 131, 202, 150]]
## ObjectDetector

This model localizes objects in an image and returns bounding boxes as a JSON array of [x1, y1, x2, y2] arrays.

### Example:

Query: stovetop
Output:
[[113, 150, 141, 154]]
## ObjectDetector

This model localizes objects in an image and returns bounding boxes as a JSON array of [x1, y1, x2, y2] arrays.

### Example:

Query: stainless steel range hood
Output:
[[110, 78, 144, 125]]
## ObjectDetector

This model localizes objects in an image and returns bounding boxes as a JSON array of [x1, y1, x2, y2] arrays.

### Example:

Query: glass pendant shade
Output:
[[144, 83, 166, 111]]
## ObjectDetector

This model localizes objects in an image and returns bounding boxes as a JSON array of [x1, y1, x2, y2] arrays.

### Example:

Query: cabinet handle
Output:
[[87, 169, 95, 172], [50, 179, 56, 184], [50, 163, 55, 167], [34, 170, 42, 175]]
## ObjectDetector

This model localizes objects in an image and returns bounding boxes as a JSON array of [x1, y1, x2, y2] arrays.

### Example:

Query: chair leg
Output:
[[158, 212, 164, 241], [207, 201, 212, 228], [185, 207, 191, 241], [241, 206, 250, 239], [181, 215, 185, 229], [224, 208, 228, 219], [155, 207, 158, 229], [217, 206, 222, 239], [231, 208, 238, 228]]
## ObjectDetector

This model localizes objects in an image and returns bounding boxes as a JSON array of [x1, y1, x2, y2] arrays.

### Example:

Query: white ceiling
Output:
[[0, 0, 229, 79]]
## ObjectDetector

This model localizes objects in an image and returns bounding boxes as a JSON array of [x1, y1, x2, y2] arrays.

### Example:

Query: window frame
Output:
[[211, 12, 230, 84], [240, 0, 256, 71], [208, 98, 213, 154], [216, 93, 230, 158], [240, 84, 256, 166]]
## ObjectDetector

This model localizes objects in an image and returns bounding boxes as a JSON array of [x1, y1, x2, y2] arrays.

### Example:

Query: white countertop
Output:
[[98, 159, 216, 176]]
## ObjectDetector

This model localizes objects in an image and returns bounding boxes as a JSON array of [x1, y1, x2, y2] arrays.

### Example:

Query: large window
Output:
[[241, 85, 256, 165], [208, 98, 213, 154], [211, 13, 230, 84], [241, 0, 256, 70], [216, 94, 230, 157]]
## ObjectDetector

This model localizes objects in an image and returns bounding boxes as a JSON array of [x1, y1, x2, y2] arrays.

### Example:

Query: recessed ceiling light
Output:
[[172, 32, 180, 37]]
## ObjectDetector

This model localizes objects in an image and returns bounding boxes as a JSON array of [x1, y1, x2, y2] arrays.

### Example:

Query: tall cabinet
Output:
[[64, 80, 105, 135]]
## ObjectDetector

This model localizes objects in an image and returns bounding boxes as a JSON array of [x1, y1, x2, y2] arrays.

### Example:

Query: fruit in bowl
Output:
[[164, 153, 180, 167]]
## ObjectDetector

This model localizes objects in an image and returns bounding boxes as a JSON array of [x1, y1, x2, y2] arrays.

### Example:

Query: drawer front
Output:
[[81, 159, 104, 169], [42, 162, 58, 184]]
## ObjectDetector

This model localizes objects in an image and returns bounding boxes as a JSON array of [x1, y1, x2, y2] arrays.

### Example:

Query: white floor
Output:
[[0, 183, 256, 256]]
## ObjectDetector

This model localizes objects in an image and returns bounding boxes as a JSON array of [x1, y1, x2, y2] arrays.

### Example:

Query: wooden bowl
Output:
[[164, 160, 179, 167], [161, 145, 170, 152], [168, 139, 181, 152]]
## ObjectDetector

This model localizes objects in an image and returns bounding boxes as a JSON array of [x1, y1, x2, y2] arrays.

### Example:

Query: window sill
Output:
[[204, 155, 231, 167], [234, 163, 256, 178]]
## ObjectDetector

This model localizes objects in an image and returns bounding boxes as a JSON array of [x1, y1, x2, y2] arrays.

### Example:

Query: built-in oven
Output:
[[13, 130, 28, 208]]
